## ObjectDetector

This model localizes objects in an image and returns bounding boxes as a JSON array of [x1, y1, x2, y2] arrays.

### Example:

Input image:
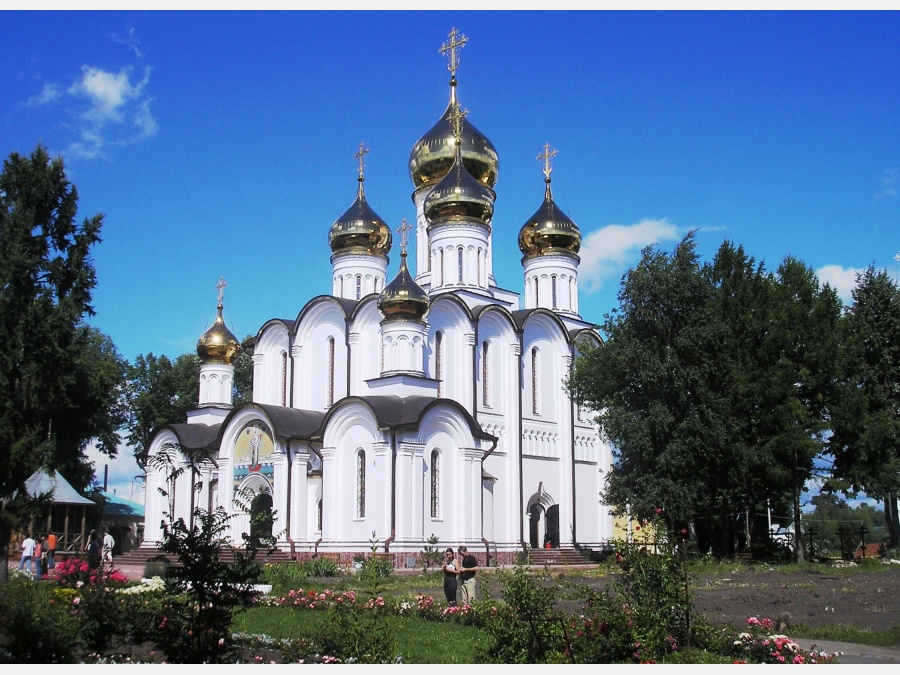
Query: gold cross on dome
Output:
[[354, 143, 369, 180], [537, 143, 558, 181], [398, 218, 412, 254], [216, 277, 227, 305], [440, 27, 468, 78], [449, 104, 469, 141]]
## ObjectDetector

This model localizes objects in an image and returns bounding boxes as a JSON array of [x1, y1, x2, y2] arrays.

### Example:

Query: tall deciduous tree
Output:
[[829, 266, 900, 547], [0, 145, 122, 583]]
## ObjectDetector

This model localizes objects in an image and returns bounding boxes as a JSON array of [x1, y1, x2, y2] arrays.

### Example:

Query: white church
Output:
[[142, 29, 615, 565]]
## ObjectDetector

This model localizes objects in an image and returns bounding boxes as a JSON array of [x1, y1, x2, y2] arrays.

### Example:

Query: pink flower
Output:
[[73, 597, 80, 605]]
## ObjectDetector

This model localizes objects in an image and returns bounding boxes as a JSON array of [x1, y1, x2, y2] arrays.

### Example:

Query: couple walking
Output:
[[442, 546, 478, 607]]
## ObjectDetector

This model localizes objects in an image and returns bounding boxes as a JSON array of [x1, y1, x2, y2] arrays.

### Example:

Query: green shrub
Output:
[[360, 555, 394, 579], [0, 575, 84, 663], [301, 556, 341, 578], [142, 558, 169, 579]]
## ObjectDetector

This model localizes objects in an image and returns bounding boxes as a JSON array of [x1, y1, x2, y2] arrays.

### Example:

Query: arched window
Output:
[[430, 449, 440, 518], [535, 277, 541, 307], [356, 449, 366, 518], [569, 277, 575, 310], [438, 249, 444, 286], [327, 337, 335, 407], [374, 278, 379, 293], [317, 498, 323, 531], [532, 347, 540, 415], [435, 331, 443, 397], [477, 249, 483, 286], [355, 275, 362, 300], [551, 275, 558, 309], [481, 340, 490, 407], [281, 351, 288, 406], [338, 276, 344, 297], [457, 247, 464, 283]]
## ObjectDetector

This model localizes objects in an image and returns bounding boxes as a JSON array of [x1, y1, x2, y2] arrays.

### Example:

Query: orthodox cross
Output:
[[537, 143, 558, 181], [440, 27, 468, 78], [449, 104, 469, 142], [398, 218, 412, 255], [216, 277, 227, 305], [355, 142, 369, 180]]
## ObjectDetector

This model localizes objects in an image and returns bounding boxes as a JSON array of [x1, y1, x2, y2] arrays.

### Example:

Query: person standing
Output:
[[86, 530, 101, 569], [458, 546, 479, 605], [46, 531, 57, 570], [18, 534, 36, 576], [33, 536, 44, 579], [442, 547, 459, 607], [102, 528, 115, 567]]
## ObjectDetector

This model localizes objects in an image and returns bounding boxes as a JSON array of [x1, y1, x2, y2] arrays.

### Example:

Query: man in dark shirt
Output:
[[458, 546, 478, 604]]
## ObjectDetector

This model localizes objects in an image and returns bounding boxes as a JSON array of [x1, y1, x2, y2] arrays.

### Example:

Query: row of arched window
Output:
[[352, 448, 442, 520], [337, 274, 382, 300], [527, 274, 576, 310], [432, 245, 487, 287]]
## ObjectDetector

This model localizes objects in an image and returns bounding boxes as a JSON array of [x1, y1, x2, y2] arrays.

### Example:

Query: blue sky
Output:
[[4, 9, 899, 500]]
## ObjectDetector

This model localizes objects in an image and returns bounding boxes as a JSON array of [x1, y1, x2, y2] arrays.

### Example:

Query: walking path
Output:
[[792, 638, 900, 665]]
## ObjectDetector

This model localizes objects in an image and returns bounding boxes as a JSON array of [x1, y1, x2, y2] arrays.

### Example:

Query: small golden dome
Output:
[[410, 101, 499, 191], [423, 141, 495, 227], [518, 179, 581, 257], [328, 177, 392, 256], [378, 250, 429, 321], [197, 302, 240, 364]]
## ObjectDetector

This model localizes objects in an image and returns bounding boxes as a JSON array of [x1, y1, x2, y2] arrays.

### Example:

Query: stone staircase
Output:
[[113, 545, 295, 569], [524, 547, 601, 567]]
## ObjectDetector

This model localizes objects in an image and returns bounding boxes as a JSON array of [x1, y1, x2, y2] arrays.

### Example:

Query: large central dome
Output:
[[409, 100, 499, 191]]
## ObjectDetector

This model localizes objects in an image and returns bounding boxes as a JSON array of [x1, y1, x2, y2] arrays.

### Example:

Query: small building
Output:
[[99, 491, 144, 555]]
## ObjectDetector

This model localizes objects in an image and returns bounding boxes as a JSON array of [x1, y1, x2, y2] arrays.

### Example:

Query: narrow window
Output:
[[481, 340, 489, 407], [551, 276, 558, 309], [439, 249, 444, 286], [317, 498, 323, 531], [435, 331, 443, 397], [281, 351, 288, 406], [569, 277, 575, 310], [535, 277, 541, 307], [356, 449, 366, 518], [457, 247, 464, 283], [338, 276, 344, 297], [327, 337, 335, 407], [355, 275, 362, 300], [477, 249, 483, 286], [430, 449, 440, 518], [374, 278, 380, 293], [532, 347, 540, 415]]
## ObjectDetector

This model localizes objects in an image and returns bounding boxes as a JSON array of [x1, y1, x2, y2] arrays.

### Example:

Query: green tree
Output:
[[568, 233, 739, 552], [0, 145, 124, 584], [829, 266, 900, 547]]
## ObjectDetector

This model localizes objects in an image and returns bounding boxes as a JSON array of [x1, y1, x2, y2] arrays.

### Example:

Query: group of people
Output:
[[17, 532, 56, 579], [86, 528, 116, 569], [442, 545, 479, 607]]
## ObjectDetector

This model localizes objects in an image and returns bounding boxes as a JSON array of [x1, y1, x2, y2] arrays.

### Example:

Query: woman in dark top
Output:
[[442, 547, 459, 606]]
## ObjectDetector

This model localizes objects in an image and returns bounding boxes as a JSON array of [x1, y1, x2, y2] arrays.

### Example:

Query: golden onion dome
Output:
[[423, 140, 495, 227], [410, 100, 499, 191], [328, 175, 392, 256], [518, 177, 582, 257], [378, 250, 429, 322], [197, 301, 240, 364]]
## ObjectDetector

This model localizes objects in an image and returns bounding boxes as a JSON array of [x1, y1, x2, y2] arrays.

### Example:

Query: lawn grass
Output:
[[786, 623, 900, 648], [231, 606, 490, 663]]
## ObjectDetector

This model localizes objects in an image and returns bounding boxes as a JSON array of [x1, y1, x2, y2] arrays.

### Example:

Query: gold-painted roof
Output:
[[518, 179, 581, 257], [197, 302, 240, 365], [378, 250, 429, 322], [329, 144, 392, 256], [409, 102, 499, 190], [423, 140, 495, 227]]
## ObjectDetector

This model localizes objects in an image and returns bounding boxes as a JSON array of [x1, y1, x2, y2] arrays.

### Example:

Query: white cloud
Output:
[[64, 64, 157, 159], [25, 82, 61, 107], [579, 218, 682, 292], [816, 264, 864, 305], [875, 168, 898, 200], [84, 439, 145, 502], [110, 26, 144, 59]]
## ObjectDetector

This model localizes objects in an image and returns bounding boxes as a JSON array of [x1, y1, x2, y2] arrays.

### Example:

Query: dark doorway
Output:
[[249, 491, 274, 549], [546, 504, 560, 548], [528, 503, 544, 548]]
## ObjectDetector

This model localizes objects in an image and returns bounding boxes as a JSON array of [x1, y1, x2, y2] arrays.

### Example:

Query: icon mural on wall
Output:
[[233, 422, 275, 494]]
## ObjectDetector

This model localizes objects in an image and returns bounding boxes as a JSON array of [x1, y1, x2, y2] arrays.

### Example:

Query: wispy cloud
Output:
[[110, 26, 143, 59], [25, 82, 61, 107], [816, 264, 864, 305], [579, 218, 683, 293], [65, 64, 157, 159], [875, 168, 898, 200]]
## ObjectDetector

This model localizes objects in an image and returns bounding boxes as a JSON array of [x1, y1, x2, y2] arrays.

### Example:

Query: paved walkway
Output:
[[789, 638, 900, 665]]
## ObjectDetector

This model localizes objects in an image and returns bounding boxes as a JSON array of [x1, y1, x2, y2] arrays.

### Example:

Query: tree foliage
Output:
[[568, 234, 842, 559], [829, 266, 900, 546], [0, 145, 124, 582]]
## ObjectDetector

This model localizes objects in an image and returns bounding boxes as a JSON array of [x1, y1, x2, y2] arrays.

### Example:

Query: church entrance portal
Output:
[[249, 491, 273, 549]]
